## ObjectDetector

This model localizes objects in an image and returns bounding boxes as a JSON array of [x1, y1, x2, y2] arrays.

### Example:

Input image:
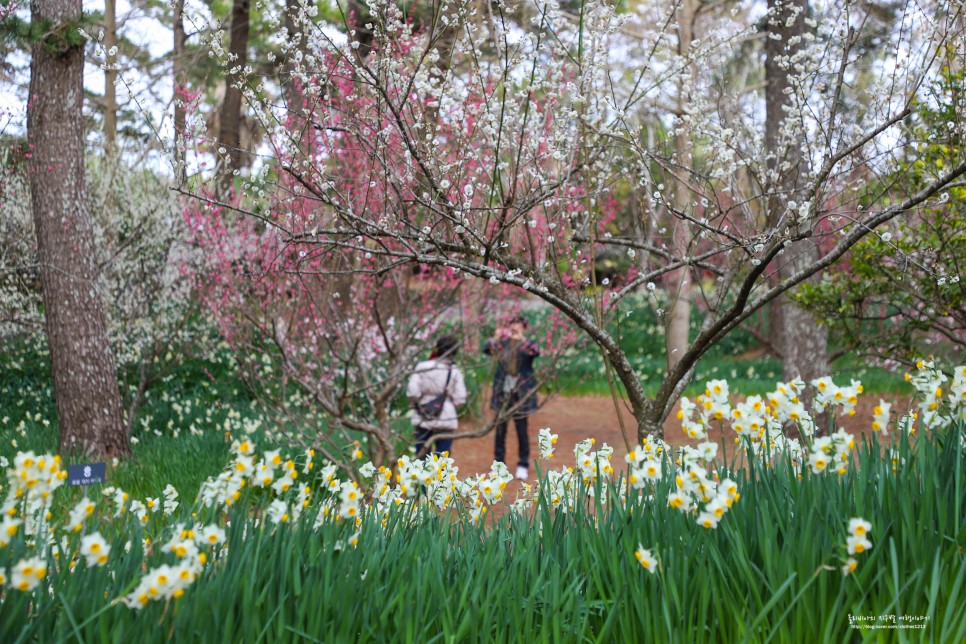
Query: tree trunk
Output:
[[28, 0, 128, 458], [217, 0, 251, 194], [346, 0, 374, 58], [104, 0, 117, 157], [665, 204, 692, 372], [779, 246, 828, 382], [665, 0, 698, 373], [764, 0, 829, 382], [637, 403, 664, 442], [282, 0, 305, 116], [173, 0, 187, 184]]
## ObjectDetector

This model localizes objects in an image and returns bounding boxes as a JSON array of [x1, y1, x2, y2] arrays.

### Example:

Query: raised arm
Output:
[[523, 339, 541, 357], [483, 338, 496, 356]]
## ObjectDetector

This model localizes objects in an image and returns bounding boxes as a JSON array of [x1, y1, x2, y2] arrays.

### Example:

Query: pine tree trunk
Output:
[[764, 0, 829, 382], [282, 0, 304, 114], [173, 0, 187, 184], [104, 0, 117, 156], [217, 0, 251, 194], [28, 0, 128, 457]]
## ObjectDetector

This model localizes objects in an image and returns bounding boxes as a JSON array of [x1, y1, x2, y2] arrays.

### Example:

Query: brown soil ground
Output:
[[448, 393, 912, 508]]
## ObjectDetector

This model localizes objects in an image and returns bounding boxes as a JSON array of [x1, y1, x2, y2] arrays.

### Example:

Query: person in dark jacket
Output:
[[483, 314, 540, 480]]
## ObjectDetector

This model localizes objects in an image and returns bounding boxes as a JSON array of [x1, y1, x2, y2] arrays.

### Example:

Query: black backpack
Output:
[[416, 368, 451, 419]]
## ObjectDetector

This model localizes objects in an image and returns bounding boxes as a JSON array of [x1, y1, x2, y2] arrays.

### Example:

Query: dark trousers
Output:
[[494, 416, 530, 467], [414, 426, 452, 459]]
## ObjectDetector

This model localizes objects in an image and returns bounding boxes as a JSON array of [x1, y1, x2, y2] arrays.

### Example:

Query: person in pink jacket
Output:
[[407, 335, 467, 458]]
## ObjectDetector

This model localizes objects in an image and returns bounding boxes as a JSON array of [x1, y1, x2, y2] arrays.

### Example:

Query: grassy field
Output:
[[1, 409, 963, 641]]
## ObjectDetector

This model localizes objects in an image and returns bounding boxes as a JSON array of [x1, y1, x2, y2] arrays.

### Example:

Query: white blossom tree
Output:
[[186, 0, 966, 440]]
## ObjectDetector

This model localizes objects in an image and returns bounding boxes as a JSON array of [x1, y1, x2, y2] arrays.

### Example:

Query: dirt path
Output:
[[447, 394, 911, 502]]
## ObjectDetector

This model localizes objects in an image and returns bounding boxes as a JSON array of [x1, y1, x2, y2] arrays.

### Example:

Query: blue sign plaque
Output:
[[67, 462, 107, 487]]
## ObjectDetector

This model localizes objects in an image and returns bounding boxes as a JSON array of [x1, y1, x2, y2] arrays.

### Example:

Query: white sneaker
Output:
[[515, 466, 528, 480]]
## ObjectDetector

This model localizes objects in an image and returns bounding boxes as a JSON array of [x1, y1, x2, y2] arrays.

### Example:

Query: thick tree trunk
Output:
[[764, 0, 807, 208], [173, 0, 187, 184], [764, 0, 829, 381], [28, 0, 128, 457], [217, 0, 251, 194], [779, 247, 828, 382]]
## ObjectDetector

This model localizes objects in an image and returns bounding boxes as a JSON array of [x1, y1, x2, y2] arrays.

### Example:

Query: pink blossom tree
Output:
[[185, 0, 966, 442]]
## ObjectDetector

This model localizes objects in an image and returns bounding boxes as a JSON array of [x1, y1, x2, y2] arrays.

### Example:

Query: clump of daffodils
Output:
[[841, 517, 873, 576], [811, 377, 863, 417], [807, 429, 856, 476], [121, 561, 199, 608], [120, 523, 225, 609], [198, 438, 308, 510], [63, 496, 96, 533], [525, 438, 618, 512], [9, 555, 47, 592], [80, 531, 112, 567], [871, 400, 891, 433], [905, 360, 966, 429], [725, 378, 812, 465], [538, 428, 558, 460], [674, 451, 740, 529], [678, 379, 732, 440], [624, 436, 669, 489], [623, 432, 739, 530], [730, 394, 769, 441], [574, 439, 615, 487], [634, 544, 658, 574], [717, 374, 879, 477], [3, 451, 67, 536]]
